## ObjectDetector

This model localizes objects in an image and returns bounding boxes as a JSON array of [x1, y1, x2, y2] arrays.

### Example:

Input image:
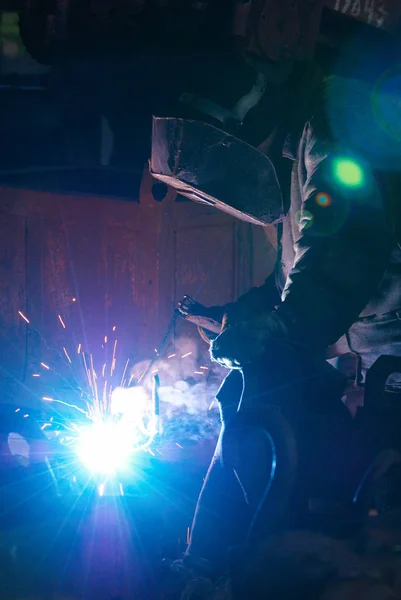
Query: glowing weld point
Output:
[[181, 352, 192, 359], [18, 311, 30, 324], [63, 347, 72, 364], [208, 400, 215, 410], [23, 414, 29, 419], [176, 443, 183, 449], [58, 314, 66, 329], [119, 483, 124, 496], [78, 420, 134, 474], [168, 354, 176, 359], [15, 408, 20, 413], [41, 362, 50, 370], [98, 483, 105, 497], [32, 373, 40, 378], [77, 344, 82, 354]]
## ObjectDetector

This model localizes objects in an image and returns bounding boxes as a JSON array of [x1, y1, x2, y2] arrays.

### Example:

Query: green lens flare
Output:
[[333, 158, 364, 188]]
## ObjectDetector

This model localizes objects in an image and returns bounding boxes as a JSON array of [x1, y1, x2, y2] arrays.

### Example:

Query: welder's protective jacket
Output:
[[232, 76, 401, 353]]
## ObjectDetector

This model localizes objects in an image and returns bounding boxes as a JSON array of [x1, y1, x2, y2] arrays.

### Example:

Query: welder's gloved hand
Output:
[[210, 311, 288, 369], [177, 295, 251, 333]]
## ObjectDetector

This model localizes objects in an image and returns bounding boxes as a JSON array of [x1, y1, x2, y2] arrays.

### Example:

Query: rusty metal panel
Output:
[[0, 179, 273, 406], [24, 209, 159, 400], [174, 224, 236, 309], [0, 211, 27, 388]]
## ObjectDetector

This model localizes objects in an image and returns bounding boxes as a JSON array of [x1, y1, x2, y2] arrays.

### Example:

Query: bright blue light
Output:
[[77, 420, 133, 475]]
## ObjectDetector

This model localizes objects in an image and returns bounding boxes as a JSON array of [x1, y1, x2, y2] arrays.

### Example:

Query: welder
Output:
[[151, 0, 401, 585]]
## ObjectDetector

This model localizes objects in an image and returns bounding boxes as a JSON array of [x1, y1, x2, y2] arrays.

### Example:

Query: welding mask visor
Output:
[[150, 116, 284, 226]]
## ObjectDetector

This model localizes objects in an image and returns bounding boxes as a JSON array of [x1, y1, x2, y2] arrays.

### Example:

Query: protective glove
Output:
[[210, 311, 288, 369], [177, 296, 251, 333]]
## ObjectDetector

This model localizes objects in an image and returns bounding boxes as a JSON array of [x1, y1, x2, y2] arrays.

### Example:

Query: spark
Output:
[[200, 366, 209, 370], [176, 443, 183, 449], [104, 336, 108, 344], [121, 358, 130, 386], [83, 353, 95, 398], [32, 373, 40, 377], [41, 362, 50, 370], [77, 343, 82, 354], [63, 347, 72, 364], [23, 414, 29, 418], [102, 363, 106, 377], [152, 369, 159, 374], [18, 311, 30, 324], [154, 348, 158, 354], [110, 340, 118, 376], [148, 448, 155, 457], [42, 397, 88, 416], [194, 371, 204, 375], [98, 483, 105, 497], [186, 527, 191, 545], [119, 483, 124, 496], [15, 408, 20, 413], [72, 297, 77, 303], [112, 326, 116, 331], [168, 353, 176, 359], [181, 352, 192, 359], [156, 448, 163, 456], [208, 400, 215, 410], [58, 314, 66, 329], [41, 423, 51, 430]]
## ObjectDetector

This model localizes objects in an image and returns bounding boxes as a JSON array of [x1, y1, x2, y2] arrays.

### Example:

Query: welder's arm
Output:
[[210, 273, 280, 325], [178, 274, 279, 333], [276, 121, 391, 350]]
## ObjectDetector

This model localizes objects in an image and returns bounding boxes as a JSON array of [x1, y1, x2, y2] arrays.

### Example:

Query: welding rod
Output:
[[152, 373, 161, 433], [138, 310, 180, 383]]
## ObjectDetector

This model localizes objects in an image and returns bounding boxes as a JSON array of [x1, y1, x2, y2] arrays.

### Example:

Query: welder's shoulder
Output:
[[297, 116, 335, 180]]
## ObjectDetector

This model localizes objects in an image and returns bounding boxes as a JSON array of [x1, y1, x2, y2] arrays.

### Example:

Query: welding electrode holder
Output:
[[177, 295, 222, 335]]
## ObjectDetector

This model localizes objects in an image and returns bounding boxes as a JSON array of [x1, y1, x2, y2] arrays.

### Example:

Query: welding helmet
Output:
[[150, 0, 401, 224], [150, 0, 326, 225]]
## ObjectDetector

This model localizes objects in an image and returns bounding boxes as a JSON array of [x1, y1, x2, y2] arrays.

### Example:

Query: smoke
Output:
[[130, 337, 224, 442]]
